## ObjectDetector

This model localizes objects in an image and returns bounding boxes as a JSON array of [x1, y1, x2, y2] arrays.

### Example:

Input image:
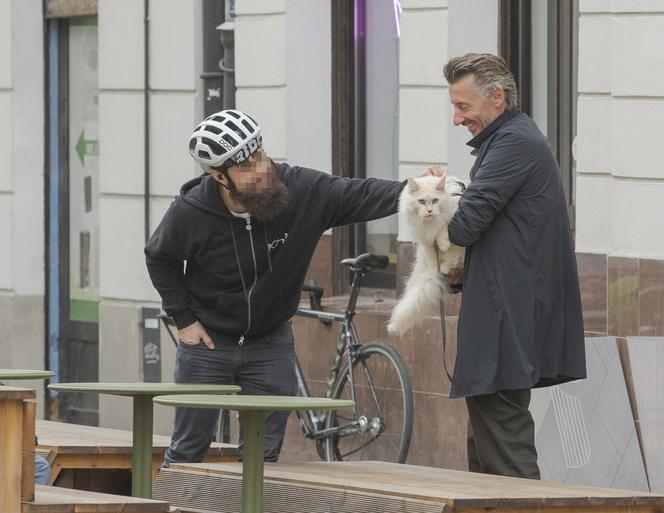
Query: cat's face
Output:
[[405, 176, 447, 219]]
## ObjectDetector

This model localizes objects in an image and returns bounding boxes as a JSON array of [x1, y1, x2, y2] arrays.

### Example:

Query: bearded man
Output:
[[145, 109, 405, 464]]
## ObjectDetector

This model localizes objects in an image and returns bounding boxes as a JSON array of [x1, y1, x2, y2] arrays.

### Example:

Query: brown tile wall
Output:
[[282, 299, 468, 470], [638, 258, 664, 337], [281, 247, 664, 469], [304, 233, 333, 294], [608, 256, 639, 337], [576, 253, 664, 338], [576, 253, 607, 334], [281, 241, 467, 470]]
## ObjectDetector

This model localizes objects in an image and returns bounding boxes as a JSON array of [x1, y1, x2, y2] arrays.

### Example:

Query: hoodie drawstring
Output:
[[229, 218, 248, 301]]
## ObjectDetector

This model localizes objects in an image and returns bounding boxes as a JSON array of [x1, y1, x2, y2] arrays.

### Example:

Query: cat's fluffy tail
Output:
[[387, 248, 444, 336]]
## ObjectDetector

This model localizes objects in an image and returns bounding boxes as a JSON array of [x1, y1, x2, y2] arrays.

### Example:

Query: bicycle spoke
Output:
[[324, 343, 412, 463], [333, 426, 401, 460]]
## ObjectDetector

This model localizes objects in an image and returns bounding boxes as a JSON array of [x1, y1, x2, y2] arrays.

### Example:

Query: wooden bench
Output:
[[155, 460, 664, 513], [0, 385, 177, 512], [1, 386, 38, 513], [24, 485, 171, 512], [36, 419, 239, 484]]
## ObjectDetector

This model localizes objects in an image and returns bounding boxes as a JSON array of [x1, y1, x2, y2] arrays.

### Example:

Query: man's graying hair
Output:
[[443, 53, 518, 110]]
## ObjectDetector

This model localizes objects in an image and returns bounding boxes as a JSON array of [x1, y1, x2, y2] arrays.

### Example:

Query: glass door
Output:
[[49, 15, 100, 425]]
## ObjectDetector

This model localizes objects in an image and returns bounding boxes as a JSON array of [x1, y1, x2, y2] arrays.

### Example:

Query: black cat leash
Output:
[[434, 240, 456, 383]]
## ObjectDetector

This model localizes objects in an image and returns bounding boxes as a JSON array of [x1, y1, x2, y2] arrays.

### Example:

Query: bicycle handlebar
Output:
[[302, 282, 327, 318]]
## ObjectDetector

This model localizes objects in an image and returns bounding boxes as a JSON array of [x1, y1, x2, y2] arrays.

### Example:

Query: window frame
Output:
[[331, 0, 397, 293], [499, 0, 578, 225]]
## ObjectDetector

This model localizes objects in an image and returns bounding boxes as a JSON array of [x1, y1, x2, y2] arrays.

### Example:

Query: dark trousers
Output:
[[164, 322, 298, 464], [465, 388, 541, 479]]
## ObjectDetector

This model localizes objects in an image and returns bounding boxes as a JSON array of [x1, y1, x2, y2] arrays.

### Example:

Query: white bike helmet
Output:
[[188, 109, 262, 168]]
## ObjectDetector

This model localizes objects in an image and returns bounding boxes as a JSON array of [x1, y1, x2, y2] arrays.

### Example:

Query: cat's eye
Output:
[[432, 199, 439, 204], [417, 199, 425, 204]]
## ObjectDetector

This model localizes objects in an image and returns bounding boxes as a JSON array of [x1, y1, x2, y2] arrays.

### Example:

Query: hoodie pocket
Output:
[[248, 292, 291, 333], [215, 294, 247, 334], [215, 291, 290, 334]]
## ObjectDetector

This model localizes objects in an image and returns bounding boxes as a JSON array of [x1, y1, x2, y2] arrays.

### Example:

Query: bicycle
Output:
[[160, 252, 414, 463], [296, 253, 413, 463]]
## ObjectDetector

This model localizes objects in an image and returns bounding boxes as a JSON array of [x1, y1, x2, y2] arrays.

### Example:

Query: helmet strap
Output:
[[220, 168, 237, 191]]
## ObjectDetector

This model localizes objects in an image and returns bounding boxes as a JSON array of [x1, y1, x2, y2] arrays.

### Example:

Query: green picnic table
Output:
[[153, 394, 354, 513], [48, 382, 240, 498], [0, 369, 55, 380]]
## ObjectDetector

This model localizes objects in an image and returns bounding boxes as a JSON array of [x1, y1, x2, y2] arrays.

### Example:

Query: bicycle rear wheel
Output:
[[323, 342, 413, 463]]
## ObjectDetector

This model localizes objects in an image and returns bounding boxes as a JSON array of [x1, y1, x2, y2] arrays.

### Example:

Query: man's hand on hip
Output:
[[177, 320, 215, 349]]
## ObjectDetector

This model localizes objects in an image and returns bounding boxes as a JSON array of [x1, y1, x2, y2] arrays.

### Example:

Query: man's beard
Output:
[[229, 175, 290, 223]]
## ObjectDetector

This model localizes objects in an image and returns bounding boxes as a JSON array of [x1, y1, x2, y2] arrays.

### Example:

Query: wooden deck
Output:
[[23, 485, 171, 512], [154, 460, 664, 513], [36, 419, 238, 483]]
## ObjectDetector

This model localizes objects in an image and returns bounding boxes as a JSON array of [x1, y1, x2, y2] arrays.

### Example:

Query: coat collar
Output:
[[466, 108, 518, 153]]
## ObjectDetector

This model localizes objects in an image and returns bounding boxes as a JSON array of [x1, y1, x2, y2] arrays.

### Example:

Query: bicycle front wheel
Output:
[[323, 342, 413, 463]]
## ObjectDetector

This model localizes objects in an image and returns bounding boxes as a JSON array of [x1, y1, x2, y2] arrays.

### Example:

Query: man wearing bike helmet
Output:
[[145, 109, 406, 464], [434, 53, 586, 479]]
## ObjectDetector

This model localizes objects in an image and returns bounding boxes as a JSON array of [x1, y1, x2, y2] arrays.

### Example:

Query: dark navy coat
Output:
[[448, 109, 586, 398]]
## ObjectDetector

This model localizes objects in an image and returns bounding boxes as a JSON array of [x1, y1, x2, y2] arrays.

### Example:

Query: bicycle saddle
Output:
[[340, 253, 389, 271]]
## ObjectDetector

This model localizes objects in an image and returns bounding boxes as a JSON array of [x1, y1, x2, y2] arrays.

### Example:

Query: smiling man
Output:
[[440, 54, 586, 479], [145, 109, 405, 465]]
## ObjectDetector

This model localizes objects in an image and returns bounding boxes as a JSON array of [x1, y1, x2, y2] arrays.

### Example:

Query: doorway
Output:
[[47, 15, 100, 425]]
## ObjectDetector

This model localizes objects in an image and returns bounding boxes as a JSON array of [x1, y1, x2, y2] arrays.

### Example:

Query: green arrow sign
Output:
[[75, 130, 99, 165]]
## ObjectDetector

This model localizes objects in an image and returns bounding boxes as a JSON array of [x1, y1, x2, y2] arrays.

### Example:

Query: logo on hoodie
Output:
[[268, 232, 288, 252]]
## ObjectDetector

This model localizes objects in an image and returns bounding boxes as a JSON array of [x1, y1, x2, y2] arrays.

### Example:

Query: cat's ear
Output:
[[436, 177, 447, 191], [407, 178, 419, 192]]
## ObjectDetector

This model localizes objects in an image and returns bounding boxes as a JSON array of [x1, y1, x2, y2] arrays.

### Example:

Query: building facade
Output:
[[1, 0, 664, 489]]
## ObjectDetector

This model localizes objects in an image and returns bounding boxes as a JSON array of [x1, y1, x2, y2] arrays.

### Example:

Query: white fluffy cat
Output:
[[387, 173, 466, 336]]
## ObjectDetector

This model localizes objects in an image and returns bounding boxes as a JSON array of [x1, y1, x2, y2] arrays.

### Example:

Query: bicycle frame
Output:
[[294, 269, 366, 441]]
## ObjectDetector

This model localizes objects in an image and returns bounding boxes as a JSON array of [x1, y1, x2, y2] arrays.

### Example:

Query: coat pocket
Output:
[[474, 265, 503, 314]]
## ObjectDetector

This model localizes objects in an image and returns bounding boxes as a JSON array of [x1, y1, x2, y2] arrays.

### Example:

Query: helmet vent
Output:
[[201, 137, 224, 155], [222, 134, 237, 148], [225, 120, 244, 139], [204, 124, 222, 135]]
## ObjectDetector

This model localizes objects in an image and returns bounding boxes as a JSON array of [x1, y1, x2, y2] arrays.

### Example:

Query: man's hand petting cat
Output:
[[445, 267, 463, 285], [421, 165, 444, 177]]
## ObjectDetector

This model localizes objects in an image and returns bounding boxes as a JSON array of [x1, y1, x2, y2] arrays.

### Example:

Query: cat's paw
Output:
[[387, 319, 408, 336], [386, 320, 399, 335], [435, 233, 451, 253]]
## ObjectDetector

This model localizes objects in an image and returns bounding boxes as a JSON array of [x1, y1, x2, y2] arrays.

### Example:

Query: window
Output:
[[331, 0, 400, 292], [500, 0, 578, 224]]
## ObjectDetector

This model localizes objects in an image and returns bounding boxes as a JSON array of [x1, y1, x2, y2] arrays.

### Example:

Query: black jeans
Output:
[[465, 388, 541, 479], [164, 321, 298, 464]]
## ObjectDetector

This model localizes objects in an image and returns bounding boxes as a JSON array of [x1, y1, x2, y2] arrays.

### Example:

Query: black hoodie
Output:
[[145, 162, 405, 340]]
